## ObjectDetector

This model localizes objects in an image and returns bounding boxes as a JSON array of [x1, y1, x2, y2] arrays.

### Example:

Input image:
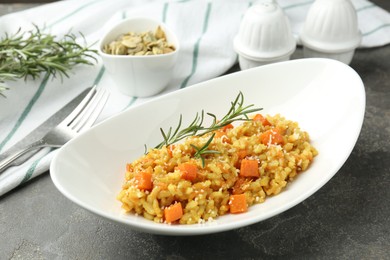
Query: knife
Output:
[[0, 87, 92, 168]]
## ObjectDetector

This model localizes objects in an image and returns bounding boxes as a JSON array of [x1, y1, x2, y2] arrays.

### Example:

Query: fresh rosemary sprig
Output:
[[158, 112, 204, 149], [190, 133, 221, 167], [0, 25, 97, 97], [155, 91, 263, 149]]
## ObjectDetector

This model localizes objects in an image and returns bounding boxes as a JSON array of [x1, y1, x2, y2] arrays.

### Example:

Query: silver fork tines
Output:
[[0, 86, 109, 173], [66, 86, 108, 132]]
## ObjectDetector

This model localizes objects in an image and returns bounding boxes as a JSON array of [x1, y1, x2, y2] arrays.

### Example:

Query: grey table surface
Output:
[[1, 1, 389, 259]]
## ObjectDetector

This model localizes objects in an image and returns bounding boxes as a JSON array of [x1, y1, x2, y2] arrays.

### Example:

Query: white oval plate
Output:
[[51, 58, 365, 235]]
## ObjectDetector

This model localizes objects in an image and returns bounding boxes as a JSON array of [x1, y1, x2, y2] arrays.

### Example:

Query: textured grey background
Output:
[[1, 1, 389, 259]]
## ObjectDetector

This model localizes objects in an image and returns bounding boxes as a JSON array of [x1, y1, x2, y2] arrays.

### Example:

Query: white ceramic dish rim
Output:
[[51, 58, 365, 236]]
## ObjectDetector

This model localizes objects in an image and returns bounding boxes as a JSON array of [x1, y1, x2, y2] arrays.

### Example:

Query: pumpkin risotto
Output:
[[117, 113, 317, 224]]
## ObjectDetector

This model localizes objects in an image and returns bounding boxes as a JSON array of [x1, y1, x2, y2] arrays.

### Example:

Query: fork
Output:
[[0, 86, 109, 173]]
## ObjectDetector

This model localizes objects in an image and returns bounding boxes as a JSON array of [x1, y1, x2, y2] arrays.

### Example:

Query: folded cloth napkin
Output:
[[0, 0, 389, 196]]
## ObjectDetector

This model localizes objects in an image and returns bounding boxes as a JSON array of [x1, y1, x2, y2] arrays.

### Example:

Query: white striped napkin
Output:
[[0, 0, 389, 196]]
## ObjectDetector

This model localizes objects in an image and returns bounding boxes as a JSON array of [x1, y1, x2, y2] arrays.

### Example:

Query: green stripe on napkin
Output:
[[0, 73, 50, 153], [180, 2, 212, 89]]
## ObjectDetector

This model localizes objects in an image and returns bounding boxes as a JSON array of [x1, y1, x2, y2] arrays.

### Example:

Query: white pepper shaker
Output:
[[233, 0, 296, 70], [300, 0, 361, 64]]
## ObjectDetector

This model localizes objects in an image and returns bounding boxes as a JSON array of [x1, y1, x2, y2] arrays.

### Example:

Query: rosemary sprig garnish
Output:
[[0, 25, 97, 97], [155, 91, 263, 149], [190, 133, 221, 167]]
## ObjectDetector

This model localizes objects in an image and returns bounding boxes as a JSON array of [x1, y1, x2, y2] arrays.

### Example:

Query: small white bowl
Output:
[[99, 17, 179, 97], [300, 0, 361, 64], [234, 1, 296, 70]]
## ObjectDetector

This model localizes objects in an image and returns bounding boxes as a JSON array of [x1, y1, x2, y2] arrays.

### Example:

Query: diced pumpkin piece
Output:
[[253, 114, 271, 126], [229, 194, 248, 214], [240, 159, 259, 177], [178, 162, 198, 181], [164, 202, 183, 223], [260, 129, 284, 145], [135, 172, 153, 191]]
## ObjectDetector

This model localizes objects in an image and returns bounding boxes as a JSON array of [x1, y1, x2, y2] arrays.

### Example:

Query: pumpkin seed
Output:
[[103, 26, 175, 56]]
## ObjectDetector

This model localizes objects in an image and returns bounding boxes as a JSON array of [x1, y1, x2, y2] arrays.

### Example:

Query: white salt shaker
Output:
[[300, 0, 361, 64], [233, 0, 296, 70]]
